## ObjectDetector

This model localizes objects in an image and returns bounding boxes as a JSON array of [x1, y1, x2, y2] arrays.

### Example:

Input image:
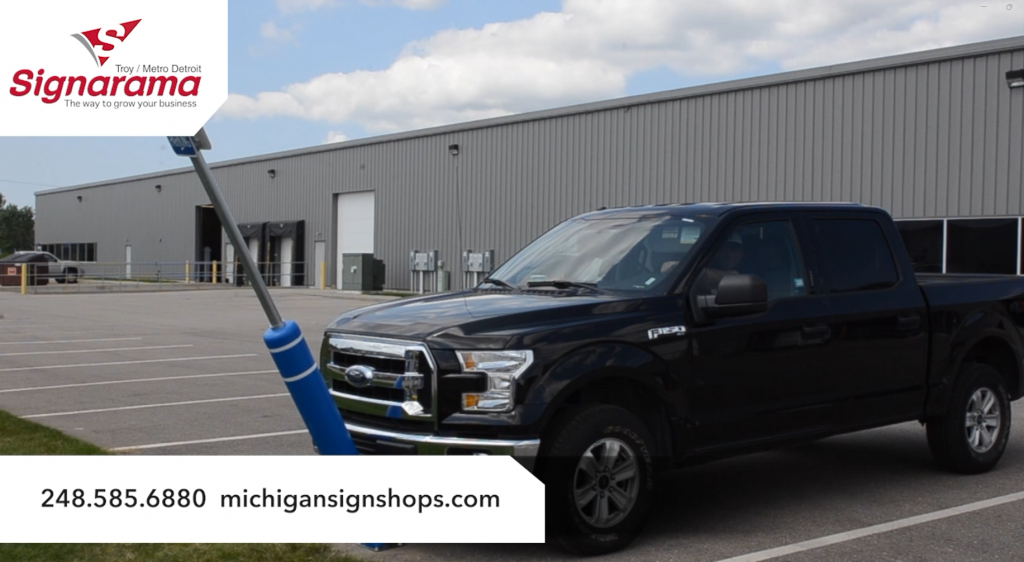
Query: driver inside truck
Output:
[[693, 233, 745, 295]]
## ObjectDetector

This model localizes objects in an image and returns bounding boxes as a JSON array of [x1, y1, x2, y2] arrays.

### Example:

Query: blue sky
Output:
[[1, 0, 1020, 208]]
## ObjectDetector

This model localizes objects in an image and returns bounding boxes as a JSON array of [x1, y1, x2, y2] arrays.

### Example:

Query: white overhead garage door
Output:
[[336, 191, 375, 289]]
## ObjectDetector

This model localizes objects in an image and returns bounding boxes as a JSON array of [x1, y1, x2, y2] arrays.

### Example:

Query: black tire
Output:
[[67, 268, 79, 283], [540, 404, 657, 555], [926, 364, 1011, 474]]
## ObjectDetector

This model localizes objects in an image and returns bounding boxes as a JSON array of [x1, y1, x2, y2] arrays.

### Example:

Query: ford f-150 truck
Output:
[[319, 202, 1024, 554]]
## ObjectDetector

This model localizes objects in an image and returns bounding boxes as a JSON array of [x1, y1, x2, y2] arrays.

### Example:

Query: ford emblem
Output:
[[344, 365, 374, 388]]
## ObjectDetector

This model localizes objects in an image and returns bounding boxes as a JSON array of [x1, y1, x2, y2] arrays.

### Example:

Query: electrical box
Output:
[[482, 249, 494, 272], [462, 249, 495, 273], [342, 253, 375, 291], [409, 250, 437, 272]]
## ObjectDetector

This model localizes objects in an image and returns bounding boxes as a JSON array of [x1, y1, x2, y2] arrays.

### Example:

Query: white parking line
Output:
[[0, 324, 77, 330], [0, 344, 192, 357], [23, 393, 290, 418], [110, 430, 309, 451], [0, 370, 278, 393], [0, 354, 257, 373], [0, 330, 146, 339], [0, 337, 144, 346], [714, 491, 1024, 562]]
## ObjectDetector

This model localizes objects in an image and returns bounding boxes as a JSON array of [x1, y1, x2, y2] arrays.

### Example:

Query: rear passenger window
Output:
[[813, 219, 899, 293]]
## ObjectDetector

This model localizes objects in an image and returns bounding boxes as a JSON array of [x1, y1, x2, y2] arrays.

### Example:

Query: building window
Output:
[[895, 220, 944, 273], [39, 243, 97, 262], [946, 219, 1018, 275]]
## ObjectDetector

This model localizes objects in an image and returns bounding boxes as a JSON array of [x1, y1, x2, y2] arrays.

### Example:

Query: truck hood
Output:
[[326, 290, 639, 348]]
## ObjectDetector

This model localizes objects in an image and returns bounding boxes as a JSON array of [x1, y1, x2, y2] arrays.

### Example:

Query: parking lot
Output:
[[0, 289, 392, 455], [1, 289, 1023, 561]]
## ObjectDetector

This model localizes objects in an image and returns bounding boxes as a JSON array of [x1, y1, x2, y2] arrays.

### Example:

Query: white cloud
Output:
[[323, 131, 350, 143], [276, 0, 336, 14], [223, 0, 1024, 133], [259, 21, 301, 44], [277, 0, 444, 12], [362, 0, 448, 9]]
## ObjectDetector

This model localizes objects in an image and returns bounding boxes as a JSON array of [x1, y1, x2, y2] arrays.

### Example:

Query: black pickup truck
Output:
[[319, 203, 1024, 554]]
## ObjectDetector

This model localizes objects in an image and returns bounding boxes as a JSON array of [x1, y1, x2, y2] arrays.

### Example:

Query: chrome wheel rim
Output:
[[965, 387, 1001, 454], [573, 438, 640, 529]]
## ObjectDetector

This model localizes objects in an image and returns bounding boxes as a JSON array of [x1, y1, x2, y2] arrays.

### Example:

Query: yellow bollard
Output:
[[212, 260, 218, 284], [185, 260, 191, 284], [319, 261, 326, 290], [20, 264, 28, 295]]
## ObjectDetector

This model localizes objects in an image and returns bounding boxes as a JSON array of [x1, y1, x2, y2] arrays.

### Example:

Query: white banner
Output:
[[0, 1, 228, 136], [0, 456, 545, 543]]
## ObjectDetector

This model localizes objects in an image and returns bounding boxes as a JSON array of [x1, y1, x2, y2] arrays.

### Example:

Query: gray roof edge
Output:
[[37, 35, 1024, 197]]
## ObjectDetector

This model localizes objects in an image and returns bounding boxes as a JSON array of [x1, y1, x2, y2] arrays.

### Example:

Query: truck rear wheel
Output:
[[926, 364, 1011, 474], [540, 404, 657, 555]]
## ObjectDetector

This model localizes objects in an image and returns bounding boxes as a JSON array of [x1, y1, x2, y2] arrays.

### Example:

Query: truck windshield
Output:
[[487, 215, 715, 293]]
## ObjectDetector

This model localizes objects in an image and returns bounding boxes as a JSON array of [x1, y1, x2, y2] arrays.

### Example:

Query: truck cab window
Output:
[[694, 221, 807, 301], [813, 219, 899, 293]]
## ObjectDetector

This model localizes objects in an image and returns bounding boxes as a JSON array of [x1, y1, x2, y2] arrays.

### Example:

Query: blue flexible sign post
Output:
[[265, 321, 357, 455], [167, 130, 358, 457]]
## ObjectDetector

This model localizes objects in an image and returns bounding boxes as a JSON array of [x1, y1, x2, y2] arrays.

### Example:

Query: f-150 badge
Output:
[[648, 326, 687, 340]]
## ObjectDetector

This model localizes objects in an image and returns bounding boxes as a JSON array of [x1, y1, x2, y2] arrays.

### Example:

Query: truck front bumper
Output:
[[344, 421, 542, 472]]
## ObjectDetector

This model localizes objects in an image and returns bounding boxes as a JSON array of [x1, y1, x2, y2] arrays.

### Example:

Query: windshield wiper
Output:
[[526, 280, 612, 295], [481, 277, 518, 291]]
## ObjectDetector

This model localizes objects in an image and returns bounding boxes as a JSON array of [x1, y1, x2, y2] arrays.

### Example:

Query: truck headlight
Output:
[[455, 350, 534, 413]]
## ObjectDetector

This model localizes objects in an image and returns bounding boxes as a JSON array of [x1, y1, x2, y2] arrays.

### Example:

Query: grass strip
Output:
[[0, 410, 365, 562]]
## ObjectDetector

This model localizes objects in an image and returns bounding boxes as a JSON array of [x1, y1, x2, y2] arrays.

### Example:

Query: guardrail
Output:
[[2, 260, 324, 294]]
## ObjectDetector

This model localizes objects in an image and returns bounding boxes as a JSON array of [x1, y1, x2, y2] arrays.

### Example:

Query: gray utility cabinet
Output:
[[342, 254, 385, 291]]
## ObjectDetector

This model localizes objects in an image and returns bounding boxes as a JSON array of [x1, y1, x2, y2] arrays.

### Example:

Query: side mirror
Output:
[[696, 274, 768, 318]]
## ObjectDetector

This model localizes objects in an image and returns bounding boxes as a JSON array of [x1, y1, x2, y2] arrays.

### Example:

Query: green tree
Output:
[[0, 193, 35, 258]]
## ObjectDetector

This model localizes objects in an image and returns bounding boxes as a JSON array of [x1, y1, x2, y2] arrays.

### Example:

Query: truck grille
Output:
[[330, 349, 433, 406], [323, 334, 437, 430], [331, 378, 404, 403]]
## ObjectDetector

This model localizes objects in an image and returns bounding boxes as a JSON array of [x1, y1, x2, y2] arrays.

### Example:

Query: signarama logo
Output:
[[71, 19, 142, 67], [8, 17, 201, 105]]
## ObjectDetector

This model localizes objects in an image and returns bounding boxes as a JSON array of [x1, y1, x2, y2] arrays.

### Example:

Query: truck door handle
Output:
[[801, 324, 831, 342], [897, 313, 921, 331]]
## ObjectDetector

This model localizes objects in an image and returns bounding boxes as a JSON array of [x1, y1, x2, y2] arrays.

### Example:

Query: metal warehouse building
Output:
[[35, 36, 1024, 291]]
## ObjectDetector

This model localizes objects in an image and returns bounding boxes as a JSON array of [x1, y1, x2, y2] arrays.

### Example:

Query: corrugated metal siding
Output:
[[36, 47, 1024, 291]]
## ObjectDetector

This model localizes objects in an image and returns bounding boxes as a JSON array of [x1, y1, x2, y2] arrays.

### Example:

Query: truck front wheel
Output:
[[540, 404, 657, 555], [926, 364, 1011, 474]]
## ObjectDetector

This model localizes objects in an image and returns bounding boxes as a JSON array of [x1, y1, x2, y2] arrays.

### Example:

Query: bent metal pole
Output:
[[175, 130, 357, 456], [190, 151, 282, 328]]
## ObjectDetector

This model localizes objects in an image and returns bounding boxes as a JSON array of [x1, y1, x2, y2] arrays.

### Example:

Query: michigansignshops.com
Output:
[[221, 488, 501, 514]]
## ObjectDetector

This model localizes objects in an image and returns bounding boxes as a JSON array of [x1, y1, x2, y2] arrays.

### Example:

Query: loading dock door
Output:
[[266, 221, 305, 288], [336, 191, 375, 290], [248, 237, 259, 263], [280, 236, 293, 287], [236, 222, 267, 287]]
